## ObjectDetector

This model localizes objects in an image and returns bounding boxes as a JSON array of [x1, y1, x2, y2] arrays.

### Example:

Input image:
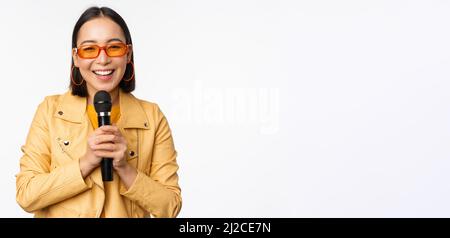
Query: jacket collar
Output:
[[54, 89, 149, 129]]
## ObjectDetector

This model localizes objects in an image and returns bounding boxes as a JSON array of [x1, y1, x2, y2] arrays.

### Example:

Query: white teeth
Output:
[[93, 70, 113, 76]]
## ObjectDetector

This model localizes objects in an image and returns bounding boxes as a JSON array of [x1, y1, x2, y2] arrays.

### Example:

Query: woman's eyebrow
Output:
[[107, 38, 124, 43], [79, 38, 124, 45], [79, 40, 97, 45]]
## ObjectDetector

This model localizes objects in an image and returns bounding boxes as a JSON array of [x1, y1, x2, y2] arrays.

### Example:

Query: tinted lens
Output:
[[77, 43, 128, 59], [106, 43, 127, 57], [78, 45, 100, 59]]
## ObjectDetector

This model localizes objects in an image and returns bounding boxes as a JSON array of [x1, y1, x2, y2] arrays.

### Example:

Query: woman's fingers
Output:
[[93, 150, 117, 158], [93, 125, 124, 139], [93, 134, 119, 145], [88, 125, 127, 160], [98, 125, 120, 134], [91, 143, 116, 151], [94, 126, 116, 135]]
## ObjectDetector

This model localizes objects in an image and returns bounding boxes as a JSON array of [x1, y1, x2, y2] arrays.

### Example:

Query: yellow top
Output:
[[86, 104, 121, 129], [87, 104, 121, 218]]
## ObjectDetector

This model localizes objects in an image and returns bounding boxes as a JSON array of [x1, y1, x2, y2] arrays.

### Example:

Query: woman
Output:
[[15, 6, 182, 218]]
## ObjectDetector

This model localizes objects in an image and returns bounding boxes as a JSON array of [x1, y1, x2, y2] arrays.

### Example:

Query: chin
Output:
[[98, 86, 116, 93], [92, 80, 119, 91], [89, 83, 114, 94]]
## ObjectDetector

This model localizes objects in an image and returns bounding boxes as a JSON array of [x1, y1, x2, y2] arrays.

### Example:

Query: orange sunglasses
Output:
[[74, 42, 131, 59]]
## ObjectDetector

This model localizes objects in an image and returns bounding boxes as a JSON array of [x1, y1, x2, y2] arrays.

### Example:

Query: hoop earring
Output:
[[123, 61, 135, 82], [71, 65, 84, 86]]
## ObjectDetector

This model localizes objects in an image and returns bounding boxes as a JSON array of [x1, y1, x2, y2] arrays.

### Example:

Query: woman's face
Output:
[[73, 17, 132, 97]]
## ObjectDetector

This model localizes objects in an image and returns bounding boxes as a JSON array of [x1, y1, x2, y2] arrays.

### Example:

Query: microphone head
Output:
[[94, 90, 112, 113]]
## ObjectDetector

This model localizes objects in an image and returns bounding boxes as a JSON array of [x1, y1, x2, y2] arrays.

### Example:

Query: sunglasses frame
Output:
[[74, 42, 131, 59]]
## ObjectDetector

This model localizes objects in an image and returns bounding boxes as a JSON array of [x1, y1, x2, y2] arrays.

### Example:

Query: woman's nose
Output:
[[96, 49, 111, 64]]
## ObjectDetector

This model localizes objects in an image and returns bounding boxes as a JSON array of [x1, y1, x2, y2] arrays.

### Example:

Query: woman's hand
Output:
[[79, 125, 137, 187], [96, 125, 138, 188], [79, 125, 127, 178], [100, 125, 138, 188], [79, 128, 103, 178], [92, 125, 128, 167]]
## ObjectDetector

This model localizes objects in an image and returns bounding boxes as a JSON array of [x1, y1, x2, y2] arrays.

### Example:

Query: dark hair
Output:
[[70, 6, 135, 97]]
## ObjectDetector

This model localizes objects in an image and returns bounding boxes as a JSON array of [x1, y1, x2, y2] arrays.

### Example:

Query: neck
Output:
[[87, 88, 120, 106]]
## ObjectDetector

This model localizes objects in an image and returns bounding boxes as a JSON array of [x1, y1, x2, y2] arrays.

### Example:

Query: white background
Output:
[[1, 0, 450, 217]]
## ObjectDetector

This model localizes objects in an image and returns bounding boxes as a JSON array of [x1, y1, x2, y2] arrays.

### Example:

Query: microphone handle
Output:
[[101, 158, 113, 181], [98, 115, 113, 181], [98, 115, 110, 127]]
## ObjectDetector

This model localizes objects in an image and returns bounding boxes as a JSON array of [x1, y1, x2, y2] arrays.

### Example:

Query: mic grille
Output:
[[93, 90, 112, 113]]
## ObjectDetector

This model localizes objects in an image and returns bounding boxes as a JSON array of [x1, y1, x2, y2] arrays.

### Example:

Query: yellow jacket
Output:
[[16, 89, 182, 218]]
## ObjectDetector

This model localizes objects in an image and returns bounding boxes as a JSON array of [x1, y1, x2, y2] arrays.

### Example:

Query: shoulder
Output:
[[28, 93, 67, 124], [135, 97, 165, 118], [36, 93, 65, 112], [128, 94, 170, 125], [132, 96, 173, 134], [40, 90, 76, 108], [42, 94, 62, 106], [35, 90, 80, 116]]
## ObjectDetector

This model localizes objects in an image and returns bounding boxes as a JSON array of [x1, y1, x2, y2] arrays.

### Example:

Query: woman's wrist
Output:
[[79, 156, 96, 178], [115, 163, 138, 189]]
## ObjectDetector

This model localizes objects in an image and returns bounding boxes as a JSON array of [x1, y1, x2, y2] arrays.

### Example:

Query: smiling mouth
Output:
[[92, 69, 115, 76]]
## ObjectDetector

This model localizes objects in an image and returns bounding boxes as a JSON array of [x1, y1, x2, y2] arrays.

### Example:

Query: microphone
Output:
[[94, 90, 113, 181]]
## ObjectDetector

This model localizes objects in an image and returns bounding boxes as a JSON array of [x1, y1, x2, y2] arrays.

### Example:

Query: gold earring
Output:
[[71, 65, 84, 86], [123, 61, 135, 82]]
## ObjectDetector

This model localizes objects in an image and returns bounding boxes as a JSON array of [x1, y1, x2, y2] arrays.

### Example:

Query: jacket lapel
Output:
[[54, 91, 86, 123], [117, 90, 150, 130]]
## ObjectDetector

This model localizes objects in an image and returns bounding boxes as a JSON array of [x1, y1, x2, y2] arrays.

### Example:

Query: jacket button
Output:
[[58, 111, 64, 115], [144, 122, 148, 127], [63, 141, 70, 146], [129, 151, 135, 156]]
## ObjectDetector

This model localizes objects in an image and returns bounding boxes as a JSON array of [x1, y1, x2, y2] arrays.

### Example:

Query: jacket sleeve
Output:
[[120, 105, 182, 218], [16, 98, 92, 213]]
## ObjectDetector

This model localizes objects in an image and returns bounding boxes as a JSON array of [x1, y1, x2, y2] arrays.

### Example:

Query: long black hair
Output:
[[70, 6, 135, 96]]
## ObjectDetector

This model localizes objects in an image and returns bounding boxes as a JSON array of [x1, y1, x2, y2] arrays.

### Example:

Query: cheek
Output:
[[77, 60, 94, 75], [77, 59, 93, 69], [116, 57, 128, 68], [113, 60, 128, 77]]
